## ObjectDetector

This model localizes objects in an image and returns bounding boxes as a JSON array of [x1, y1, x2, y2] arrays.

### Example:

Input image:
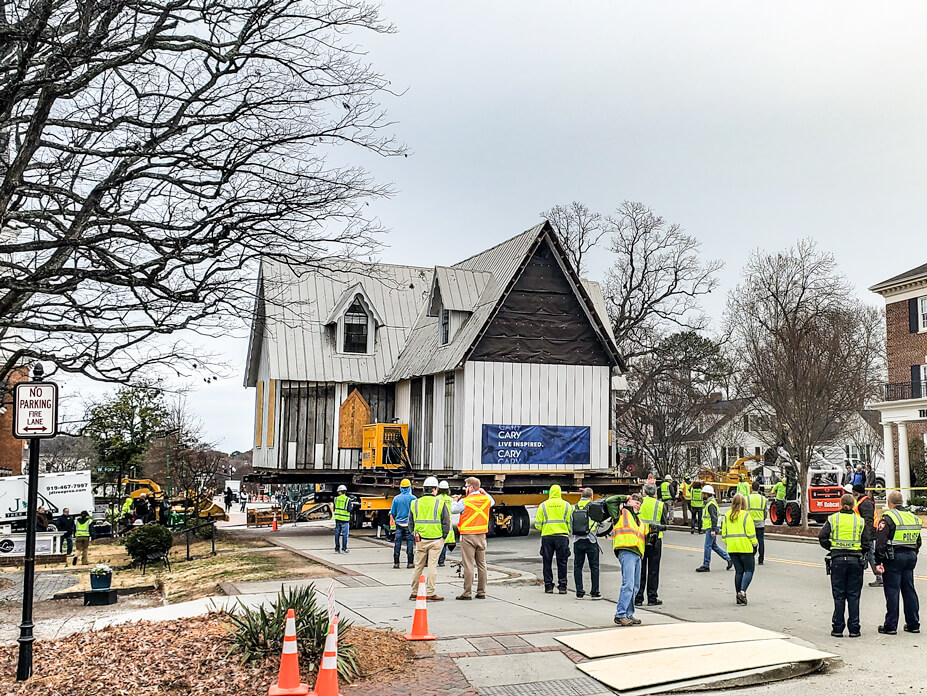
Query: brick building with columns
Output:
[[0, 367, 30, 475], [868, 263, 927, 502]]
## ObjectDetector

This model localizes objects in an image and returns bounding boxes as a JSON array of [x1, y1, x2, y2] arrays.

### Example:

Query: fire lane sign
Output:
[[12, 382, 58, 439]]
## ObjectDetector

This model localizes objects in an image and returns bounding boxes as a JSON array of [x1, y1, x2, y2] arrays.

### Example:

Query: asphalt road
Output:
[[479, 526, 927, 694]]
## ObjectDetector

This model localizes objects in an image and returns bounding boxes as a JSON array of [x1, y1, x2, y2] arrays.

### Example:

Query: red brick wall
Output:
[[0, 368, 30, 475], [886, 299, 927, 384]]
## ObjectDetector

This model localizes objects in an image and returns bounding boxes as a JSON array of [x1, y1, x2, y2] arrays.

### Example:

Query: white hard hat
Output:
[[664, 475, 672, 480], [843, 484, 853, 493], [702, 484, 715, 495], [337, 485, 347, 492], [423, 476, 439, 488], [438, 481, 450, 490]]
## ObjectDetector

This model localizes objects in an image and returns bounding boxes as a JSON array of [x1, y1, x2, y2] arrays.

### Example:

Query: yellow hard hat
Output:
[[400, 478, 411, 487]]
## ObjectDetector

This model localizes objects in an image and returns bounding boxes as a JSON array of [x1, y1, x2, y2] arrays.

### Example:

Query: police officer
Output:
[[818, 493, 871, 637], [333, 484, 352, 554], [875, 490, 922, 634], [635, 484, 665, 606]]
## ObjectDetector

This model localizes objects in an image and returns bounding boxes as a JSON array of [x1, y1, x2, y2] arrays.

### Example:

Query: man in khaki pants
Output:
[[409, 477, 451, 601], [453, 477, 495, 600]]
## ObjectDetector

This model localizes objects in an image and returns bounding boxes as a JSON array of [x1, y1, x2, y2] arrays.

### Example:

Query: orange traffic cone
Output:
[[272, 511, 278, 532], [312, 618, 340, 696], [269, 609, 309, 696], [404, 575, 435, 641]]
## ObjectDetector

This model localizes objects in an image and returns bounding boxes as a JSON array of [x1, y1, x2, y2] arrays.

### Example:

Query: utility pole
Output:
[[13, 362, 58, 681]]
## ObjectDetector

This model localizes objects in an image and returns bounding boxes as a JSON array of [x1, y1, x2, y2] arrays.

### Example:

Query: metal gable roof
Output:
[[245, 259, 432, 385], [433, 267, 493, 312], [246, 222, 626, 387]]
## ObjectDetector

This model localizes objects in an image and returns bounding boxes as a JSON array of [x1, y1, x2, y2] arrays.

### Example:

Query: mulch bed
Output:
[[0, 615, 415, 696]]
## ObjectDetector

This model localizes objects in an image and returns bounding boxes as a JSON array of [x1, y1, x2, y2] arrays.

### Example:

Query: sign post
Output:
[[12, 363, 58, 682]]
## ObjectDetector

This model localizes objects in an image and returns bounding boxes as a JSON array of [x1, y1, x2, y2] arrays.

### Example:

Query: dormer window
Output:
[[343, 299, 370, 354], [440, 308, 450, 345]]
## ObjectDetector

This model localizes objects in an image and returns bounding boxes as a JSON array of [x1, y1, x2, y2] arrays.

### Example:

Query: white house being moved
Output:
[[244, 222, 626, 475]]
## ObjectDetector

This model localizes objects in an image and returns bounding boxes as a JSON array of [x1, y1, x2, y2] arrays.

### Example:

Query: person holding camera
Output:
[[818, 493, 870, 637]]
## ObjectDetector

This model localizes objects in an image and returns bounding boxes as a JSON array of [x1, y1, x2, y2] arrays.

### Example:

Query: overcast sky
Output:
[[74, 1, 927, 454]]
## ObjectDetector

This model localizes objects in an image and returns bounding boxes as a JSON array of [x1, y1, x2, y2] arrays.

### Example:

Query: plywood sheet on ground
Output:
[[557, 621, 784, 658], [578, 639, 835, 692]]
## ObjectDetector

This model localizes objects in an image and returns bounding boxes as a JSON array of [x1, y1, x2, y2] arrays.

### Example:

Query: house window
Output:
[[743, 415, 751, 432], [440, 308, 450, 345], [920, 296, 927, 331], [343, 299, 369, 354]]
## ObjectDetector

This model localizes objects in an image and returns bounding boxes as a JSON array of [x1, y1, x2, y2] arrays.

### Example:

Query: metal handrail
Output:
[[883, 382, 925, 401]]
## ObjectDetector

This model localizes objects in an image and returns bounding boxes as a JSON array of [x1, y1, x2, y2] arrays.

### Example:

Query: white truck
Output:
[[0, 470, 94, 531]]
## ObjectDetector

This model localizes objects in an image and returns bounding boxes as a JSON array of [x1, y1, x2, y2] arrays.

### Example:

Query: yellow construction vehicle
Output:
[[699, 455, 762, 500]]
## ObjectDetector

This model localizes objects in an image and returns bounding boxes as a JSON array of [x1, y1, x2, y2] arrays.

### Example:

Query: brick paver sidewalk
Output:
[[0, 572, 78, 602]]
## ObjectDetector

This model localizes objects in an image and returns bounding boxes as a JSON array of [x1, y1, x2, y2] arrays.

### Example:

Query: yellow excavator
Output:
[[115, 478, 228, 522], [698, 455, 762, 500]]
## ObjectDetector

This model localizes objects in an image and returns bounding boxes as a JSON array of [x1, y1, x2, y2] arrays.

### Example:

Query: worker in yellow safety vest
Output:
[[696, 485, 732, 573], [408, 476, 451, 601], [747, 481, 768, 565], [818, 493, 869, 637], [689, 481, 704, 535], [74, 511, 93, 566], [613, 493, 646, 626], [635, 484, 665, 607], [452, 476, 495, 600], [679, 476, 691, 527], [659, 475, 675, 525], [736, 474, 751, 498], [535, 485, 572, 594], [437, 481, 457, 568], [333, 484, 352, 554], [721, 493, 758, 605], [874, 490, 923, 634]]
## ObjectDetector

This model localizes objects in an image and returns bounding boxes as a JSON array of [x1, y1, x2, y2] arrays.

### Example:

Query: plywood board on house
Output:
[[338, 389, 370, 448], [557, 622, 784, 658], [578, 639, 836, 693]]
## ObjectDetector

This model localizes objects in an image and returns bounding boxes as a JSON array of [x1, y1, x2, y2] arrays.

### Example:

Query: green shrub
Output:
[[123, 524, 174, 564], [226, 584, 360, 681], [196, 522, 215, 540]]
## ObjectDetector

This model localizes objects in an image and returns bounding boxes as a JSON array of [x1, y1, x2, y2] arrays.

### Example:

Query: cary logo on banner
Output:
[[481, 424, 590, 466]]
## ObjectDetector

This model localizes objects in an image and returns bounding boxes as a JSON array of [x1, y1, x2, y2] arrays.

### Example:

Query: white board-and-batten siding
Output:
[[461, 361, 609, 471]]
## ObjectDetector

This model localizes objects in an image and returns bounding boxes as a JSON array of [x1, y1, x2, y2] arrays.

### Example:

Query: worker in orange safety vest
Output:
[[451, 476, 495, 600]]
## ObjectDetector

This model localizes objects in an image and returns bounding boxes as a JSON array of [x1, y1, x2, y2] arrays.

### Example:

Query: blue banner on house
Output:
[[480, 424, 591, 466]]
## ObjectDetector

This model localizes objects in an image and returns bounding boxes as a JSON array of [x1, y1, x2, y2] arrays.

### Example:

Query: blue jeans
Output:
[[703, 529, 730, 567], [614, 549, 642, 618], [334, 520, 349, 551], [393, 524, 415, 564]]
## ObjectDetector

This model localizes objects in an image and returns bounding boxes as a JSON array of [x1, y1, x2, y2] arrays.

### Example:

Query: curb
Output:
[[267, 537, 361, 576]]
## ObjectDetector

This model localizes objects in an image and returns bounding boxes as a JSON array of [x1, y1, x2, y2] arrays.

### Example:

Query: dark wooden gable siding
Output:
[[278, 383, 336, 469], [470, 239, 612, 366]]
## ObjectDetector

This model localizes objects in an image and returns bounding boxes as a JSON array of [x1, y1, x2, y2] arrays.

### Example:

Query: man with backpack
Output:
[[636, 484, 666, 606], [571, 488, 601, 599]]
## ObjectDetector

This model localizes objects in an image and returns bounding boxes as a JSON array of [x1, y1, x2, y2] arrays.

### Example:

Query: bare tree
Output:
[[540, 201, 607, 275], [616, 331, 733, 479], [0, 0, 402, 384], [604, 201, 723, 362], [726, 240, 885, 527]]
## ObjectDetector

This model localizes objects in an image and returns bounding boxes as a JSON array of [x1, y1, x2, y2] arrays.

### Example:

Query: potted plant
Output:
[[89, 563, 113, 590]]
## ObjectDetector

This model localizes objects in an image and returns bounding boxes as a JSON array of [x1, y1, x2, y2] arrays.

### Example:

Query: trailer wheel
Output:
[[785, 502, 801, 527], [769, 501, 785, 525], [515, 506, 531, 536]]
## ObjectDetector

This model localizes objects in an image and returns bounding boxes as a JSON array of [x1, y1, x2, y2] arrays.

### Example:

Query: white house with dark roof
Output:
[[244, 222, 626, 474]]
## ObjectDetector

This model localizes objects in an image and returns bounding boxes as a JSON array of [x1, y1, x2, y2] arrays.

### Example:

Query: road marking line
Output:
[[663, 544, 927, 580]]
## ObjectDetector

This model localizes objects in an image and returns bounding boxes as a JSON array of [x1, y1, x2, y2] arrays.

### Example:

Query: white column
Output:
[[897, 421, 911, 505], [882, 422, 896, 492]]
